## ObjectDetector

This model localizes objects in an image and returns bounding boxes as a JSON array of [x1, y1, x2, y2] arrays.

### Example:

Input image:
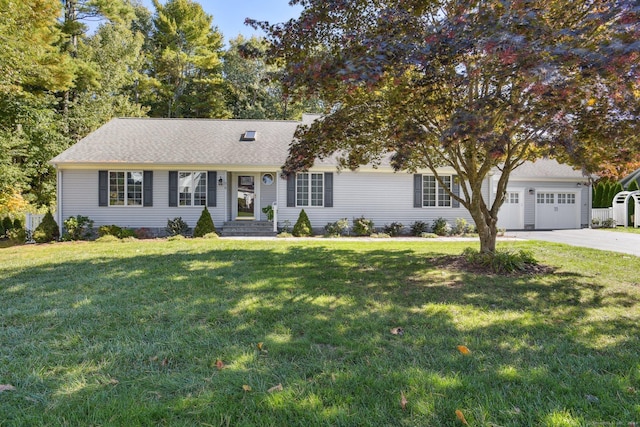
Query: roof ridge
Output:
[[114, 117, 301, 123]]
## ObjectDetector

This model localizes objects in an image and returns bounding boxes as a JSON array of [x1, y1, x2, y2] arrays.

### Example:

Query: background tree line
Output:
[[0, 0, 320, 211]]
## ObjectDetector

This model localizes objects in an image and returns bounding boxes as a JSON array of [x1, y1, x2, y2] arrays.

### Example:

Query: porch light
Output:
[[218, 177, 224, 186]]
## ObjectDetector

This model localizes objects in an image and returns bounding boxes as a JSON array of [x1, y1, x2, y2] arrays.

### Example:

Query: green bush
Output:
[[166, 217, 189, 237], [463, 247, 537, 274], [63, 215, 94, 241], [98, 225, 123, 237], [203, 232, 219, 239], [292, 209, 313, 237], [431, 217, 451, 236], [382, 222, 404, 237], [2, 216, 13, 234], [193, 207, 216, 237], [262, 205, 274, 221], [410, 221, 429, 236], [13, 218, 22, 229], [452, 218, 468, 235], [33, 211, 60, 243], [324, 218, 349, 237], [352, 216, 374, 236], [98, 225, 136, 239], [8, 228, 26, 245]]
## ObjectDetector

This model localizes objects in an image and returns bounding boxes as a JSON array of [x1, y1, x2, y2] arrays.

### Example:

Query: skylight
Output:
[[241, 130, 257, 141]]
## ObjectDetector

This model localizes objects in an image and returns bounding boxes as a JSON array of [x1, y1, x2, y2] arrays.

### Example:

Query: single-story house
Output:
[[50, 115, 593, 236]]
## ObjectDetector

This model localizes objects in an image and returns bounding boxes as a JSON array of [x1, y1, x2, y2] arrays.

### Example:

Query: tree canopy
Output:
[[253, 0, 640, 253]]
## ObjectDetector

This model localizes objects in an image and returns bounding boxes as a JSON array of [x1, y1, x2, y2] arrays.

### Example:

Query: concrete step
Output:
[[221, 221, 276, 237]]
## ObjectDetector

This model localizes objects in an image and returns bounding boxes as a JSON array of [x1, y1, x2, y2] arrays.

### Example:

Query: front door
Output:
[[236, 175, 256, 219]]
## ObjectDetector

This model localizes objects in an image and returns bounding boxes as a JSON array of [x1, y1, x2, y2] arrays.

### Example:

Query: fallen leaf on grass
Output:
[[257, 342, 263, 351], [242, 384, 252, 392], [0, 384, 16, 393], [400, 391, 408, 410], [215, 359, 224, 370], [457, 345, 471, 355], [455, 409, 469, 425], [585, 394, 599, 403], [390, 327, 404, 336], [267, 383, 283, 393]]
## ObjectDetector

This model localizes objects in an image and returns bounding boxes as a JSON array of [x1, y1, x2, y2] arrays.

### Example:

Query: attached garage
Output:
[[493, 158, 592, 230], [534, 190, 581, 229], [497, 189, 525, 230]]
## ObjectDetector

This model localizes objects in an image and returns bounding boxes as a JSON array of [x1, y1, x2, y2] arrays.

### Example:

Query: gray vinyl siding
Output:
[[259, 172, 278, 221], [60, 169, 227, 228], [276, 171, 477, 231]]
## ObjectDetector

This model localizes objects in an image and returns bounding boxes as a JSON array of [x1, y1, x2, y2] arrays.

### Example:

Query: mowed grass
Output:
[[1, 238, 639, 426]]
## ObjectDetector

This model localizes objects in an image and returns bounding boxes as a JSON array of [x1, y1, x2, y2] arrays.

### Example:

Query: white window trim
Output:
[[178, 171, 207, 207], [296, 172, 324, 207], [108, 170, 143, 207], [422, 175, 453, 208]]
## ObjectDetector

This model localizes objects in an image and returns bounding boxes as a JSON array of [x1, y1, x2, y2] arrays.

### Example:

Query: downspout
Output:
[[274, 171, 279, 233], [587, 176, 593, 228], [56, 167, 63, 237]]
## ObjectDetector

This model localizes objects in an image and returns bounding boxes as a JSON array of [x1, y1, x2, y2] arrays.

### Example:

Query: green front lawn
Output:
[[1, 239, 639, 426]]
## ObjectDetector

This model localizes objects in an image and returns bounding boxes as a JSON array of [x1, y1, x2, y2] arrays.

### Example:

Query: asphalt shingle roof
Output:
[[50, 118, 300, 167], [508, 158, 588, 179]]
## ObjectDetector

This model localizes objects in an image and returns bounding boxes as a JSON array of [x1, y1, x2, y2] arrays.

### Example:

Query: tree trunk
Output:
[[469, 205, 498, 253]]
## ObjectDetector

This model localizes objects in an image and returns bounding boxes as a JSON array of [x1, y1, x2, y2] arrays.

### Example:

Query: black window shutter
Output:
[[207, 171, 217, 207], [452, 175, 460, 208], [143, 171, 153, 207], [324, 172, 333, 207], [287, 174, 295, 207], [168, 171, 178, 207], [413, 174, 422, 208], [98, 170, 108, 207]]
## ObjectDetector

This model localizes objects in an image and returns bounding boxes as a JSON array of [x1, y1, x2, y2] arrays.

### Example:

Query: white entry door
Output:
[[498, 190, 524, 230], [535, 191, 580, 229]]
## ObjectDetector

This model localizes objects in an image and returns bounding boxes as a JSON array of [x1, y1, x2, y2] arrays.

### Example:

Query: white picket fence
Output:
[[591, 208, 613, 224], [25, 213, 46, 235]]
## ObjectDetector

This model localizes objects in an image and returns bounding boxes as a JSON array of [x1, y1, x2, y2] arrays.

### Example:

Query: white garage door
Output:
[[535, 191, 580, 229], [498, 190, 524, 230]]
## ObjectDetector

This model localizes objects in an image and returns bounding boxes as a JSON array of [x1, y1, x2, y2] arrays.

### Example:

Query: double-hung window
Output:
[[109, 171, 143, 206], [296, 172, 324, 207], [423, 175, 452, 207], [178, 171, 207, 206]]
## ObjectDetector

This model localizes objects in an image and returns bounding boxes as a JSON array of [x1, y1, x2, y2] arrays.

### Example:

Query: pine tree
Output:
[[292, 209, 312, 237], [33, 211, 60, 243], [193, 206, 216, 237]]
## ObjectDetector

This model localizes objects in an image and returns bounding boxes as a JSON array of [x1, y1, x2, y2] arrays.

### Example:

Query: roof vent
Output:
[[241, 130, 257, 141]]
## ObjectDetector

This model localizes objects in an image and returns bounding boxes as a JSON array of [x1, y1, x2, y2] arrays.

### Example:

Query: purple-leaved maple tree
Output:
[[250, 0, 639, 253]]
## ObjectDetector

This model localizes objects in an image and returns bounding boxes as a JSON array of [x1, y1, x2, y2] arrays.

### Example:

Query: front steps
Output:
[[221, 220, 276, 237]]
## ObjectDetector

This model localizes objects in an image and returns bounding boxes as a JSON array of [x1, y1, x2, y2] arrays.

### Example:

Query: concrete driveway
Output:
[[508, 228, 640, 257]]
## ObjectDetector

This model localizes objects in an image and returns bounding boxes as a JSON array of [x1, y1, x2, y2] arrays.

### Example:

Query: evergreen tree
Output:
[[292, 209, 312, 237], [147, 0, 229, 118], [193, 206, 216, 237], [33, 211, 60, 243]]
